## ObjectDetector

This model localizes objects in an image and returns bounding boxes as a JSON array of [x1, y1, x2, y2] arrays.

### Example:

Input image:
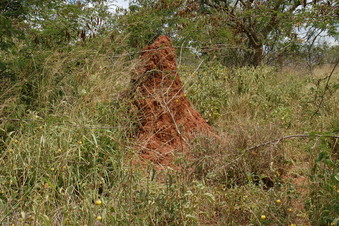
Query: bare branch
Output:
[[247, 134, 339, 151], [312, 61, 339, 118]]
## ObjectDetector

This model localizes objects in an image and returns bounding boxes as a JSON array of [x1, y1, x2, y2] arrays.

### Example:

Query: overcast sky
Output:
[[114, 0, 129, 8]]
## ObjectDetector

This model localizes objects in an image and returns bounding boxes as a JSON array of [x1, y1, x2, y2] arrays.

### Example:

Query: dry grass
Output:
[[0, 41, 338, 225]]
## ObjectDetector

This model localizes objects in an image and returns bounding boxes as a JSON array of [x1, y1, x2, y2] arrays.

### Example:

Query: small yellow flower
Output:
[[276, 199, 281, 204], [51, 168, 55, 171], [184, 93, 187, 97], [261, 215, 266, 220], [78, 141, 83, 145], [96, 216, 102, 221], [287, 208, 292, 212], [35, 115, 39, 119], [290, 224, 296, 226], [14, 139, 18, 143], [8, 149, 13, 153], [57, 148, 62, 153], [95, 199, 102, 205], [39, 126, 43, 130], [175, 99, 179, 102]]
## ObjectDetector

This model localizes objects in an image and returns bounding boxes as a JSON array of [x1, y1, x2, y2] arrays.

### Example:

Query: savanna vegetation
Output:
[[0, 0, 338, 225]]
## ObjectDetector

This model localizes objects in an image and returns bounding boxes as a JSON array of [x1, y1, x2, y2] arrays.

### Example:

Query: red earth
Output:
[[134, 35, 212, 168]]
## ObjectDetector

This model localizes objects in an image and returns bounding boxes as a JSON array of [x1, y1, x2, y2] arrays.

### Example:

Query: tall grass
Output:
[[0, 38, 338, 225]]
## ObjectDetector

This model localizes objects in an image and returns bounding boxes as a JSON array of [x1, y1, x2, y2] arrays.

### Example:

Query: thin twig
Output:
[[0, 118, 130, 130], [178, 41, 185, 69], [109, 44, 253, 58], [0, 118, 21, 121], [312, 61, 338, 118], [247, 134, 339, 151], [209, 133, 339, 173]]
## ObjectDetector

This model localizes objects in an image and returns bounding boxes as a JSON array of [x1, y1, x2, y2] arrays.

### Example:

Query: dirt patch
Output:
[[133, 35, 212, 168]]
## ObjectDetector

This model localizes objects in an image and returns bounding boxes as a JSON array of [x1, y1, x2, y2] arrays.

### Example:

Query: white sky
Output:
[[113, 0, 129, 9]]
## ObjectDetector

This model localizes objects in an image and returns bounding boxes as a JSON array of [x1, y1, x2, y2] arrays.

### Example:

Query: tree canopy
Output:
[[119, 0, 338, 66]]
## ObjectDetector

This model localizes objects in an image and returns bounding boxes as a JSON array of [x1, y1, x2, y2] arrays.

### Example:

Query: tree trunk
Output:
[[242, 27, 264, 67], [248, 45, 263, 67]]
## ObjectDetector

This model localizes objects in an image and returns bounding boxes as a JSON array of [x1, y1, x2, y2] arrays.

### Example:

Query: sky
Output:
[[112, 0, 129, 9]]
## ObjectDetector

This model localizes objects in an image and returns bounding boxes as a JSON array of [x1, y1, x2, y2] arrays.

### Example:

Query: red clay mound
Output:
[[134, 35, 212, 168]]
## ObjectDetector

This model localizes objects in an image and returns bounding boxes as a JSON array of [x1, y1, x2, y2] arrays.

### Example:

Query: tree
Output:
[[117, 0, 183, 49], [1, 0, 111, 50], [120, 0, 338, 66], [1, 0, 30, 76], [184, 0, 338, 66], [1, 0, 111, 78]]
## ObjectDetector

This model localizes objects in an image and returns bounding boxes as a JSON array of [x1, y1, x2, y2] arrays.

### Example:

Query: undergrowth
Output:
[[0, 39, 338, 225]]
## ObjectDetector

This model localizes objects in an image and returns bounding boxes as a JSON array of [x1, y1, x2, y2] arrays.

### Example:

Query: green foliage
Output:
[[1, 57, 338, 224], [0, 1, 338, 225], [119, 0, 338, 66], [25, 1, 112, 48], [180, 63, 230, 124], [307, 140, 339, 225], [118, 0, 183, 49]]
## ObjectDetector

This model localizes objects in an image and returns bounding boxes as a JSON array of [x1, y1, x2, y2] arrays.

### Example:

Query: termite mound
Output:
[[133, 35, 212, 168]]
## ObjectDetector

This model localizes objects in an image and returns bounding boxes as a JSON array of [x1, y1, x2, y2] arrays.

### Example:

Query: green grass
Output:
[[0, 41, 338, 225]]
